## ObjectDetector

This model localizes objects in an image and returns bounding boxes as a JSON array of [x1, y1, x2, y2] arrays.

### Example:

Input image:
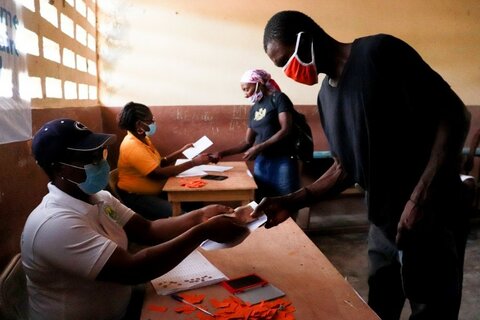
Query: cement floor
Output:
[[297, 196, 480, 320]]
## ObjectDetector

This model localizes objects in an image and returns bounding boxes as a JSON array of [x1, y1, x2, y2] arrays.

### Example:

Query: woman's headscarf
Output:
[[240, 69, 281, 93]]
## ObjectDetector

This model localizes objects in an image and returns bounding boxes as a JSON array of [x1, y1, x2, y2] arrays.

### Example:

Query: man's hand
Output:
[[396, 199, 424, 248], [251, 196, 293, 228]]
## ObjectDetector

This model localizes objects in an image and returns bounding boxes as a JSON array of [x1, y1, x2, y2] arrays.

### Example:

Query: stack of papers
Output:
[[175, 160, 233, 178], [150, 250, 227, 295]]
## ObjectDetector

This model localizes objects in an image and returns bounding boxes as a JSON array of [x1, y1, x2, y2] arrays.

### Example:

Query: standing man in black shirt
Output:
[[253, 10, 470, 320]]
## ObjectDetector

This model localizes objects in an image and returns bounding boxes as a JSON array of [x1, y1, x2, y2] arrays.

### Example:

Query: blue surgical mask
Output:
[[145, 122, 157, 136], [60, 159, 110, 195]]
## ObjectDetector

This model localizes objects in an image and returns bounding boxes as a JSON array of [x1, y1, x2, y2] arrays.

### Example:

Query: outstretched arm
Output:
[[97, 205, 249, 284], [209, 128, 256, 162], [149, 153, 211, 179], [161, 143, 194, 166], [252, 158, 352, 228]]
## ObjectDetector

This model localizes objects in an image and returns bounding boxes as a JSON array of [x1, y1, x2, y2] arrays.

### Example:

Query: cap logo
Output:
[[74, 121, 89, 131]]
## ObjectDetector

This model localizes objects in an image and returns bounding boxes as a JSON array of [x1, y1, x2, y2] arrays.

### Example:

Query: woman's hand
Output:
[[180, 143, 194, 152], [191, 153, 211, 166], [198, 204, 234, 222], [231, 204, 256, 224], [242, 145, 261, 160], [202, 215, 250, 244]]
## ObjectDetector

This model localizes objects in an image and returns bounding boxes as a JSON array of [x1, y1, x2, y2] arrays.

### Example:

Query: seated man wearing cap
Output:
[[21, 119, 249, 320]]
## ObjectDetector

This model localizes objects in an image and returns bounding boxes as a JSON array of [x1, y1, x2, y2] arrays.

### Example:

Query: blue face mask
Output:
[[145, 122, 157, 136], [61, 159, 110, 195]]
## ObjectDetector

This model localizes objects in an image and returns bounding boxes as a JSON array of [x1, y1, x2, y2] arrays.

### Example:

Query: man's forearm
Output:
[[287, 158, 351, 209]]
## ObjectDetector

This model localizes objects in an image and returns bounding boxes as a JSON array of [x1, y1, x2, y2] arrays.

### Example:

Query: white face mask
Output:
[[248, 83, 263, 104]]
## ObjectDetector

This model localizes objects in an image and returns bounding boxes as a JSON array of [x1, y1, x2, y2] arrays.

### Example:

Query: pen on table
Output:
[[171, 293, 215, 317]]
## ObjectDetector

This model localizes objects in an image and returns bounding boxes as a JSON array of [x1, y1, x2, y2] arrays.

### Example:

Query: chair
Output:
[[0, 253, 28, 320], [108, 168, 123, 201]]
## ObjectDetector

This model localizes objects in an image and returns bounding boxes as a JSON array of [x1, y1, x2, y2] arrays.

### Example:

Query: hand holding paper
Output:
[[182, 136, 213, 159], [201, 201, 267, 251]]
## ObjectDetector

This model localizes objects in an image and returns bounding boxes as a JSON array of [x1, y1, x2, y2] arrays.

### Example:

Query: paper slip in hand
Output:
[[201, 201, 267, 251], [183, 136, 213, 159]]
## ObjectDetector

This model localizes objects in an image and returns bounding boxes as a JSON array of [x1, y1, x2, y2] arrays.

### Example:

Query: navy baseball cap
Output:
[[32, 119, 116, 167]]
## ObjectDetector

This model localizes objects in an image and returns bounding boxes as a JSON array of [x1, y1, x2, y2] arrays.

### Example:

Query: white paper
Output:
[[173, 159, 204, 177], [174, 160, 233, 177], [182, 136, 213, 159], [460, 174, 474, 182], [198, 164, 233, 172], [150, 250, 227, 295], [201, 202, 267, 251], [176, 168, 207, 177]]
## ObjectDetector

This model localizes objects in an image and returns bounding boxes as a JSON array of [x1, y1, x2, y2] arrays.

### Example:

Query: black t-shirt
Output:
[[249, 92, 296, 157], [318, 34, 468, 235]]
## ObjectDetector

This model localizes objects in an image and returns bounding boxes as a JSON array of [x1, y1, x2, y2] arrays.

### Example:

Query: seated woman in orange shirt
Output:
[[117, 101, 211, 219]]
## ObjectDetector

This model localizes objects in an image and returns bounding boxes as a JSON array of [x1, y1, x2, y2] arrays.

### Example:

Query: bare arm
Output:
[[210, 128, 256, 161], [96, 205, 249, 284], [252, 158, 352, 228], [148, 153, 211, 179], [396, 103, 470, 245], [161, 143, 194, 166], [242, 111, 292, 160]]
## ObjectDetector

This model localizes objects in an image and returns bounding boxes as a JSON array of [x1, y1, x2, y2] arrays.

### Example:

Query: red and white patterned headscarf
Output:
[[240, 69, 281, 93]]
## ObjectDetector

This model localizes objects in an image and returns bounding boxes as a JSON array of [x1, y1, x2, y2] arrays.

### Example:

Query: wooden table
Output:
[[164, 161, 257, 216], [140, 218, 379, 319]]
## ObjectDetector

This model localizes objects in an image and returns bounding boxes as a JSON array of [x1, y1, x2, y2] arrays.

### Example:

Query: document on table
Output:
[[201, 201, 267, 251], [199, 164, 233, 172], [182, 136, 213, 159], [175, 159, 233, 178], [150, 250, 227, 295]]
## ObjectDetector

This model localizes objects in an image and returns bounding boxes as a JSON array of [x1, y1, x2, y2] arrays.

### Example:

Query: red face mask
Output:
[[283, 32, 318, 86]]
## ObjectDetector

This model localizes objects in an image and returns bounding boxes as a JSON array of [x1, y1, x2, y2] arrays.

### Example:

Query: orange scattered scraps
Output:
[[180, 178, 207, 188], [174, 304, 196, 314], [147, 304, 168, 312], [179, 293, 206, 304], [210, 296, 295, 320], [170, 294, 296, 319]]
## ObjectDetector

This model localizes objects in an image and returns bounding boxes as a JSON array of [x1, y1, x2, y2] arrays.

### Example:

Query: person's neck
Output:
[[327, 41, 352, 86], [52, 177, 93, 203], [131, 131, 148, 144]]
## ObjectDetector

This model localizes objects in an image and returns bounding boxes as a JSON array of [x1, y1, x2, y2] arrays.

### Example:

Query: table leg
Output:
[[171, 202, 182, 216]]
